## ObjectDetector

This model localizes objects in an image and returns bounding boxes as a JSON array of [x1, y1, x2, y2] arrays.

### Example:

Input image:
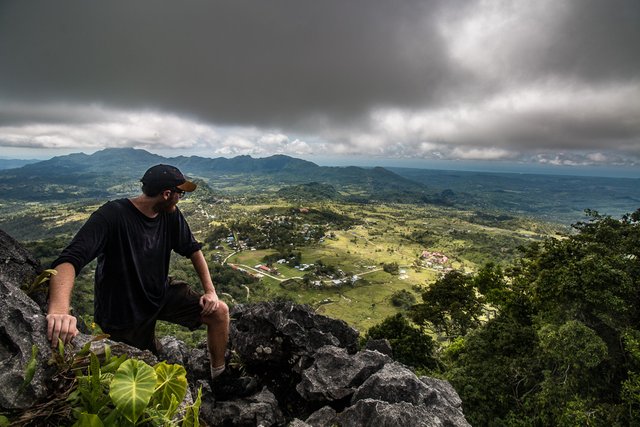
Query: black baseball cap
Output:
[[140, 164, 197, 193]]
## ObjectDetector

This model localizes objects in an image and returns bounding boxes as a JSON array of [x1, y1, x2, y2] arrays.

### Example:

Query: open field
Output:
[[195, 199, 557, 332]]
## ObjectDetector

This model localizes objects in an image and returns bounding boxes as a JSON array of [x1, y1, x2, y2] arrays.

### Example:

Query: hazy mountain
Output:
[[0, 148, 431, 202], [0, 158, 39, 170], [389, 167, 640, 224]]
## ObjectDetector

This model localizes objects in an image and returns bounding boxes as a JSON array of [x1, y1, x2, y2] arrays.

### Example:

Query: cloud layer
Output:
[[0, 0, 638, 166]]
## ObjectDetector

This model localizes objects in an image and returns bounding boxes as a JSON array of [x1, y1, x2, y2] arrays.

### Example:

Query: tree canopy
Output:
[[369, 209, 640, 425]]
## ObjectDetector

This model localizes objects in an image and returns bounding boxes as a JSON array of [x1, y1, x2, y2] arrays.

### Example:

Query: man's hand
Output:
[[200, 291, 220, 316], [46, 313, 79, 347]]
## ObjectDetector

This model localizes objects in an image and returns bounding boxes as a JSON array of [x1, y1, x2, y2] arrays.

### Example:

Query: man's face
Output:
[[155, 189, 181, 213]]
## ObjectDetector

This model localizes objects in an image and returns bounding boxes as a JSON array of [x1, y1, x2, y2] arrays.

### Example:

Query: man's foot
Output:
[[210, 364, 225, 380], [210, 369, 259, 401]]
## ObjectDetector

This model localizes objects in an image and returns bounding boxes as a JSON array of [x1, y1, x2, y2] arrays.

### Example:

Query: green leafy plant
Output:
[[4, 339, 203, 426], [18, 345, 39, 395], [22, 268, 57, 296], [181, 387, 202, 427], [66, 347, 200, 426]]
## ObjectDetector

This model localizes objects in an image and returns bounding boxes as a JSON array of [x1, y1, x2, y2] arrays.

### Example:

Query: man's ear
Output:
[[162, 189, 172, 200]]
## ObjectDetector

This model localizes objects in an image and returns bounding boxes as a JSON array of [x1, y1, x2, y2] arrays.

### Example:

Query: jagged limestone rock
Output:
[[351, 363, 470, 426], [338, 399, 445, 427], [419, 376, 464, 409], [351, 362, 435, 405], [364, 338, 393, 356], [288, 419, 312, 427], [304, 405, 338, 427], [230, 301, 359, 371], [0, 229, 42, 298], [158, 335, 190, 366], [200, 388, 285, 427], [0, 229, 50, 410], [296, 346, 391, 401]]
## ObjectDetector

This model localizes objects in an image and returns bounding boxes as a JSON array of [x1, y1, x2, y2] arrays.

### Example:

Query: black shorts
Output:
[[102, 281, 203, 354]]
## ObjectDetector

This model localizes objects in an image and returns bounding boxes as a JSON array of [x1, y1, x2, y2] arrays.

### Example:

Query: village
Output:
[[216, 223, 454, 291]]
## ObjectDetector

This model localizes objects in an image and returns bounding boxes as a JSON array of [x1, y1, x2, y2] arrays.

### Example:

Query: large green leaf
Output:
[[109, 359, 157, 424], [153, 362, 188, 410], [72, 413, 104, 427]]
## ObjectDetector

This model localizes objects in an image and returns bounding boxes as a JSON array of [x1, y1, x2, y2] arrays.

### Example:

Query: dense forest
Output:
[[367, 210, 640, 425]]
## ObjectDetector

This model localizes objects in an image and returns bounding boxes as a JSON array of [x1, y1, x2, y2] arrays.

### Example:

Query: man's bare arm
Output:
[[47, 262, 79, 346], [190, 250, 220, 315]]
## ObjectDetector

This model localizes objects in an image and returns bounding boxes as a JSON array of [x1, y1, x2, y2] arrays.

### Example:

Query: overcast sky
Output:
[[0, 0, 639, 173]]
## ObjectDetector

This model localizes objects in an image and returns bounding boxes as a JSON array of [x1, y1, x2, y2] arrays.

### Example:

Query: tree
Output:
[[390, 289, 416, 309], [365, 313, 439, 373], [382, 262, 400, 274], [410, 270, 483, 338]]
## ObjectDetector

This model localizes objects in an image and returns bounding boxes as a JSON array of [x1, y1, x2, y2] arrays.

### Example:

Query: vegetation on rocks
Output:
[[5, 338, 202, 427]]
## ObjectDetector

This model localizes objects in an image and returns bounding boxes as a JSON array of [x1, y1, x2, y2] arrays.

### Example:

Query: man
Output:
[[46, 164, 229, 380]]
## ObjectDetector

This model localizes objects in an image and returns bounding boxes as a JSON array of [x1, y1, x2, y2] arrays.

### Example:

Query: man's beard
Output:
[[154, 198, 178, 213]]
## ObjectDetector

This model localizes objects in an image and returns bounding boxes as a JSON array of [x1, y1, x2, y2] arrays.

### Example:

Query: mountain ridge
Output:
[[0, 148, 431, 202]]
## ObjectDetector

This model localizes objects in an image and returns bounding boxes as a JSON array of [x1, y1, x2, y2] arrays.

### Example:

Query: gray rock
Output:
[[71, 334, 159, 366], [351, 363, 470, 426], [288, 419, 312, 427], [0, 277, 51, 410], [200, 388, 285, 427], [185, 343, 210, 383], [351, 362, 435, 405], [230, 302, 359, 370], [0, 229, 44, 310], [338, 399, 443, 427], [364, 338, 393, 356], [305, 405, 338, 427], [157, 335, 190, 366], [0, 230, 50, 410], [297, 346, 391, 402], [420, 376, 463, 408]]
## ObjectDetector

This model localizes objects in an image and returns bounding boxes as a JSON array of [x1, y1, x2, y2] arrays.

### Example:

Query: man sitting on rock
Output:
[[45, 164, 229, 381]]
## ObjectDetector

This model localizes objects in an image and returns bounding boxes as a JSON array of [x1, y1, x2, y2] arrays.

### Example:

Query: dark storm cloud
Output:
[[0, 0, 461, 128], [537, 0, 640, 82], [0, 0, 638, 164]]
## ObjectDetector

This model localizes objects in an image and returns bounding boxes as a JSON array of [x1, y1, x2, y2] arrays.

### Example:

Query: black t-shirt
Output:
[[52, 199, 202, 329]]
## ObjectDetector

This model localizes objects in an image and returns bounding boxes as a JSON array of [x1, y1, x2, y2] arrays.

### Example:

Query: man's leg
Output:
[[201, 301, 230, 374], [158, 282, 231, 378]]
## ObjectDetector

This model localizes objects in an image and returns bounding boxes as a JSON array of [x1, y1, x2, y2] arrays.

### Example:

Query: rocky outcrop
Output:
[[230, 301, 360, 369], [0, 230, 470, 426], [200, 388, 285, 427], [296, 346, 392, 402], [0, 230, 50, 410]]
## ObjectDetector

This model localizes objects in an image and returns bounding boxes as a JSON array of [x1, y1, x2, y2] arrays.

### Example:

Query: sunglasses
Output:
[[171, 188, 186, 198]]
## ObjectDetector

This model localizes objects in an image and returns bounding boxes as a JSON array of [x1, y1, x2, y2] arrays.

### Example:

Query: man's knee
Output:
[[202, 300, 229, 326]]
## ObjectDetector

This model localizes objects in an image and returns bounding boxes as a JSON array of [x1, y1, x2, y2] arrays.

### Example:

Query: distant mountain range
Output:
[[0, 148, 445, 203], [0, 158, 39, 170], [1, 148, 637, 224]]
